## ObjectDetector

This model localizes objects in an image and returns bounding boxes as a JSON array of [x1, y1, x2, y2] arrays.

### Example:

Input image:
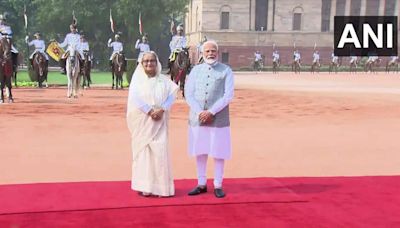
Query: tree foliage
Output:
[[2, 0, 188, 68]]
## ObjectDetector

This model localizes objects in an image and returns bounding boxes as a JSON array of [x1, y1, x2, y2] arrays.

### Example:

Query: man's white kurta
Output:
[[185, 62, 234, 160]]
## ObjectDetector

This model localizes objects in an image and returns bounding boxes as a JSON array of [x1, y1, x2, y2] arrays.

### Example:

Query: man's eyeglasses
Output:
[[142, 59, 157, 64]]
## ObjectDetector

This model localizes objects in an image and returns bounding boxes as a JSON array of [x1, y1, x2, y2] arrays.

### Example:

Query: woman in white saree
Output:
[[127, 51, 178, 197]]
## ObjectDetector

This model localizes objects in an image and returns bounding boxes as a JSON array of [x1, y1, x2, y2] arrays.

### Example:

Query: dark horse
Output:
[[32, 52, 48, 88], [329, 57, 342, 74], [310, 60, 321, 74], [272, 59, 280, 74], [0, 37, 13, 103], [81, 51, 92, 89], [170, 48, 190, 96], [11, 52, 18, 87], [385, 57, 399, 73], [111, 52, 125, 89], [364, 58, 381, 74], [292, 59, 301, 74]]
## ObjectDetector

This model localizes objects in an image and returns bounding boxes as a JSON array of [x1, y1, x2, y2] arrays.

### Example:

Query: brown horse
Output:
[[111, 52, 125, 89], [81, 51, 92, 89], [11, 52, 18, 87], [364, 58, 381, 74], [170, 48, 190, 96], [0, 37, 13, 103], [349, 58, 359, 74], [32, 52, 48, 88], [385, 57, 399, 73], [272, 59, 280, 74], [310, 60, 321, 74], [329, 57, 342, 74], [292, 59, 301, 74]]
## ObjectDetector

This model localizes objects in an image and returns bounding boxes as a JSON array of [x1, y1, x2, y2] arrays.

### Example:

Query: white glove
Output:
[[25, 35, 29, 43], [108, 38, 112, 44]]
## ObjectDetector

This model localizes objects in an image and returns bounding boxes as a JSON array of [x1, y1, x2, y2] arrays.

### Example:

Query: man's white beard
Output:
[[204, 57, 217, 65]]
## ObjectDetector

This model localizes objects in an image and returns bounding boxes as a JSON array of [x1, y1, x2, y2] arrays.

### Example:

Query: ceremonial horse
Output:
[[364, 58, 381, 73], [81, 51, 92, 89], [11, 52, 18, 87], [310, 60, 321, 74], [170, 47, 190, 96], [385, 57, 399, 73], [32, 52, 48, 88], [272, 58, 280, 74], [0, 37, 13, 103], [292, 59, 301, 74], [329, 57, 342, 74], [253, 56, 264, 72], [66, 45, 81, 98], [349, 58, 359, 74], [111, 52, 125, 89]]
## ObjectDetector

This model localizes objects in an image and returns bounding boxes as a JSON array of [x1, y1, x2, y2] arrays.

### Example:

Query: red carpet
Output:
[[0, 176, 399, 227]]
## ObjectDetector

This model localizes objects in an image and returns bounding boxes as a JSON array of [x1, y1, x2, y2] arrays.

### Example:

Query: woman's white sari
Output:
[[127, 54, 178, 196]]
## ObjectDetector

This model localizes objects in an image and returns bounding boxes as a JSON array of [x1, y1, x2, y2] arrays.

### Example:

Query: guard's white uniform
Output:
[[59, 33, 83, 59], [312, 52, 320, 63], [80, 41, 91, 60], [108, 40, 123, 60], [27, 39, 49, 60], [135, 40, 150, 62]]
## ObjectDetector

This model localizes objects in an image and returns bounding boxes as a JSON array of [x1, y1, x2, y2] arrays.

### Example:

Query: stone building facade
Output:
[[185, 0, 399, 69]]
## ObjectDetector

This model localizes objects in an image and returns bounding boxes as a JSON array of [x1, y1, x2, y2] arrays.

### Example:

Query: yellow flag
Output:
[[46, 42, 65, 62]]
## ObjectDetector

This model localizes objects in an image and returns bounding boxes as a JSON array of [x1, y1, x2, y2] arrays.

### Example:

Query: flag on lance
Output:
[[139, 12, 143, 35]]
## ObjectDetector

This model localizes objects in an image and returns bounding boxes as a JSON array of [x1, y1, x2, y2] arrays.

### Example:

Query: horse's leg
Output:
[[13, 71, 17, 87], [0, 75, 4, 103], [82, 72, 86, 89], [120, 73, 123, 89], [76, 72, 82, 97], [112, 71, 115, 89], [6, 75, 13, 103], [67, 74, 72, 98], [180, 71, 186, 97]]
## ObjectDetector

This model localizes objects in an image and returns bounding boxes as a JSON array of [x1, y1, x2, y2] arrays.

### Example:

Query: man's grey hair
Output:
[[201, 40, 219, 52]]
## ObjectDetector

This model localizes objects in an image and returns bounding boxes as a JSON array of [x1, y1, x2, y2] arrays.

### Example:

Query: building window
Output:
[[221, 12, 229, 29], [366, 0, 380, 16], [293, 13, 302, 31], [321, 0, 331, 32], [350, 0, 361, 16], [255, 0, 269, 31], [336, 0, 346, 16], [222, 52, 229, 64], [384, 0, 396, 16]]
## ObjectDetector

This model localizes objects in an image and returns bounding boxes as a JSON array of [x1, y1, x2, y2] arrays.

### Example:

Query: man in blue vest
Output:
[[185, 40, 234, 198]]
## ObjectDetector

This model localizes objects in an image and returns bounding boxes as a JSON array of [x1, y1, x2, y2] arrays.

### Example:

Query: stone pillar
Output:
[[330, 0, 337, 31], [251, 0, 256, 30], [345, 0, 351, 15], [360, 0, 367, 16], [379, 0, 385, 16], [268, 0, 274, 31]]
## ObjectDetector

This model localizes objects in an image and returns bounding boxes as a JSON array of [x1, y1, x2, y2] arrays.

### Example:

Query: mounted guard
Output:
[[168, 24, 187, 73], [58, 23, 84, 74]]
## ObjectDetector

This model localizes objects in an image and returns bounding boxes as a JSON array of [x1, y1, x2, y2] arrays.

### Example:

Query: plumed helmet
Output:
[[177, 24, 184, 31]]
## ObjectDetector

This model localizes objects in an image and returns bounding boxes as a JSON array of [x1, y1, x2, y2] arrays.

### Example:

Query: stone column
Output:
[[251, 0, 256, 30], [345, 0, 351, 15], [330, 0, 337, 31], [360, 0, 367, 16], [379, 0, 385, 16], [267, 0, 274, 31]]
